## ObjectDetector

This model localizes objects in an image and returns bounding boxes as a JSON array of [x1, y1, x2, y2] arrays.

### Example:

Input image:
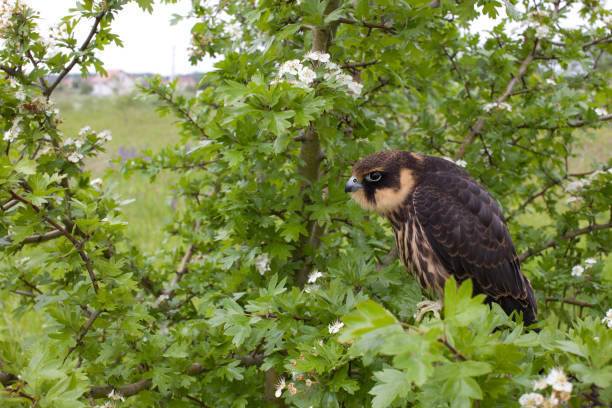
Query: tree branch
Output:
[[340, 60, 378, 69], [519, 222, 612, 262], [63, 309, 103, 363], [9, 190, 99, 293], [455, 40, 540, 159], [45, 11, 107, 97], [160, 221, 201, 300], [545, 297, 595, 308], [20, 229, 63, 244], [337, 17, 396, 33]]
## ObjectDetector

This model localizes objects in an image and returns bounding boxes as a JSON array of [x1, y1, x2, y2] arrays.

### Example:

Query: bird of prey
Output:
[[345, 150, 537, 325]]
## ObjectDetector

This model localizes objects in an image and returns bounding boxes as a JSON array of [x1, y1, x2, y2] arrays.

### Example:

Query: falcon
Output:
[[345, 150, 537, 325]]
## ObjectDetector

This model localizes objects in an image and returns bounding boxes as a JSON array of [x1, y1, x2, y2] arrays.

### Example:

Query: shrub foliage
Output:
[[0, 0, 611, 407]]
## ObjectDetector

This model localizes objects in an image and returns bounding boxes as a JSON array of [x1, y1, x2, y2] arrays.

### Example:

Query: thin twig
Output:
[[9, 190, 99, 293], [438, 338, 467, 361], [545, 297, 595, 308], [340, 60, 378, 69], [455, 40, 540, 159], [63, 309, 103, 363], [519, 222, 612, 262], [337, 17, 396, 33], [161, 221, 201, 299], [45, 11, 108, 96]]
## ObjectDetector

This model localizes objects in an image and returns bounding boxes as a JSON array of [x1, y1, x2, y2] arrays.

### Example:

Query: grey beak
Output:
[[345, 176, 363, 193]]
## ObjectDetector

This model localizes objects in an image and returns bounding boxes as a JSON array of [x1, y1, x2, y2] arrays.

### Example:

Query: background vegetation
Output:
[[1, 0, 611, 407]]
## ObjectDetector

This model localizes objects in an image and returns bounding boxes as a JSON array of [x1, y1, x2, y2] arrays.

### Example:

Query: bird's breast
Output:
[[391, 215, 449, 297]]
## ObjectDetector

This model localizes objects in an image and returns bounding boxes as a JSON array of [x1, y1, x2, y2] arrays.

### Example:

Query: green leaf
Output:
[[370, 369, 410, 408]]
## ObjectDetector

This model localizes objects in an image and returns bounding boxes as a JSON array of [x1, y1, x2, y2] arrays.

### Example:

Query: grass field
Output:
[[54, 90, 182, 251]]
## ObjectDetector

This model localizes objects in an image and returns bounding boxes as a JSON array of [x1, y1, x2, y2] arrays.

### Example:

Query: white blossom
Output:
[[225, 22, 242, 41], [455, 159, 467, 168], [584, 258, 597, 268], [533, 377, 548, 390], [519, 392, 545, 407], [307, 270, 323, 284], [67, 152, 83, 163], [347, 80, 363, 96], [545, 367, 572, 393], [3, 118, 21, 142], [63, 138, 74, 146], [542, 394, 559, 408], [74, 139, 84, 149], [279, 59, 303, 76], [534, 24, 551, 38], [274, 377, 286, 398], [328, 320, 344, 334], [304, 50, 330, 63], [595, 107, 609, 116], [571, 265, 584, 277], [483, 102, 512, 112], [98, 130, 112, 143], [78, 126, 91, 136], [297, 65, 316, 84], [90, 178, 103, 188], [375, 118, 386, 128], [9, 78, 18, 88], [107, 389, 125, 402], [304, 284, 319, 293], [602, 309, 612, 328], [326, 61, 339, 71], [565, 196, 582, 204], [15, 90, 26, 101], [565, 179, 590, 193], [255, 253, 271, 275]]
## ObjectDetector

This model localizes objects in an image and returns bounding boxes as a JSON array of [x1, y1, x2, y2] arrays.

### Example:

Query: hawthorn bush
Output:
[[1, 0, 611, 407]]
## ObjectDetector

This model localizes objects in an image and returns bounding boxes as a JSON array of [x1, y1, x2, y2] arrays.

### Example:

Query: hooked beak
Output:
[[345, 176, 363, 193]]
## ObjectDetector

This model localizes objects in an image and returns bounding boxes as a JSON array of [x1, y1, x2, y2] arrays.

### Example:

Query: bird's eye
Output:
[[366, 171, 382, 182]]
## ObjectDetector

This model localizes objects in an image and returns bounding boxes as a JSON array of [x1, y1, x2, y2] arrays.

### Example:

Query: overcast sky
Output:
[[27, 0, 216, 76], [25, 0, 598, 76]]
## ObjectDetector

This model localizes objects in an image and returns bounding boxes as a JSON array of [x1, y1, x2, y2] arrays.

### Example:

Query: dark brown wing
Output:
[[412, 169, 537, 324]]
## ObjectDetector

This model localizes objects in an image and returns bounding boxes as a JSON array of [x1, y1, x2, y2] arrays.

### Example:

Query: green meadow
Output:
[[54, 89, 182, 251]]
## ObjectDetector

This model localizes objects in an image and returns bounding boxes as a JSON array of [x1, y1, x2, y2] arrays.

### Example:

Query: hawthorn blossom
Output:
[[571, 265, 584, 277], [602, 309, 612, 328], [595, 107, 609, 116], [565, 179, 590, 192], [15, 90, 26, 101], [98, 130, 112, 143], [67, 152, 83, 163], [279, 59, 303, 76], [375, 118, 386, 128], [107, 389, 125, 402], [546, 368, 572, 393], [584, 258, 597, 268], [565, 196, 581, 204], [326, 61, 339, 71], [90, 178, 103, 188], [483, 102, 512, 112], [304, 284, 319, 294], [328, 320, 344, 334], [541, 394, 559, 408], [287, 382, 297, 395], [74, 139, 84, 149], [225, 22, 242, 41], [274, 377, 286, 398], [304, 50, 330, 63], [79, 126, 92, 136], [442, 157, 467, 168], [3, 118, 21, 142], [297, 66, 316, 84], [519, 392, 544, 407], [255, 253, 271, 275], [533, 378, 548, 390], [307, 270, 323, 284]]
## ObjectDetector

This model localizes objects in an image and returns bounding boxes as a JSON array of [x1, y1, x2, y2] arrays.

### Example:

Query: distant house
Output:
[[176, 76, 197, 89], [88, 70, 136, 96]]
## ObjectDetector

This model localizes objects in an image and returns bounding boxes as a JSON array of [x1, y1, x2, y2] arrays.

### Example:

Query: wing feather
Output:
[[412, 171, 537, 323]]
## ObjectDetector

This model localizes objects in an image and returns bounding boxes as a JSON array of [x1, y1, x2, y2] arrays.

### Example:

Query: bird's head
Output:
[[345, 150, 423, 214]]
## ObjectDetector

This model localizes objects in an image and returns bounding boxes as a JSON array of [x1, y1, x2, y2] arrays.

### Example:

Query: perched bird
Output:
[[345, 150, 537, 325]]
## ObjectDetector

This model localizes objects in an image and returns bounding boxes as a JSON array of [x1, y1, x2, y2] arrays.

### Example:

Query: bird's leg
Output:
[[414, 299, 443, 322]]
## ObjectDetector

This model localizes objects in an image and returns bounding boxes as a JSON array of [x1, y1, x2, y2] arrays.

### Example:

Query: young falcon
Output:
[[345, 150, 537, 325]]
